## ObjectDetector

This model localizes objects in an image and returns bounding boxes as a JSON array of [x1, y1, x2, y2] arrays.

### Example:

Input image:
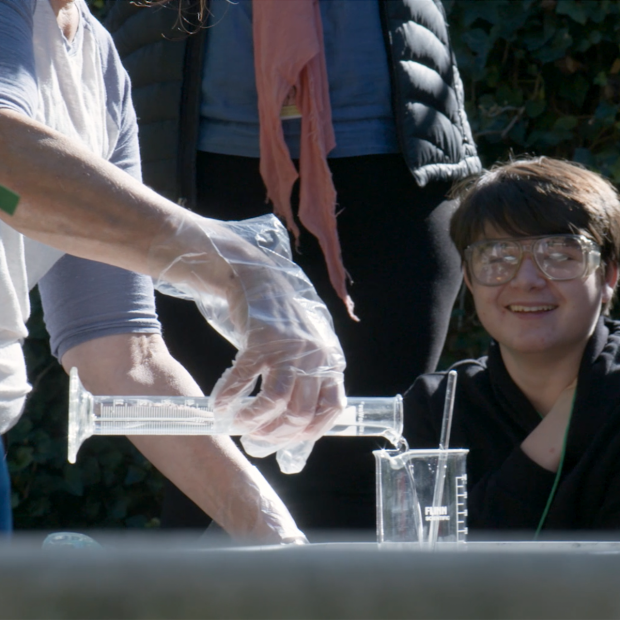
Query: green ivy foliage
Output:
[[86, 0, 108, 19], [8, 0, 620, 530], [446, 0, 620, 176]]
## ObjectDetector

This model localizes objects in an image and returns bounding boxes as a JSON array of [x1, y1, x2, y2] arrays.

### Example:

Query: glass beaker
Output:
[[374, 448, 468, 547]]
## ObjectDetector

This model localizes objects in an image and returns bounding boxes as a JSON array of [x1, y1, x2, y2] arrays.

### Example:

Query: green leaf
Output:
[[558, 74, 590, 107], [553, 116, 578, 131], [108, 497, 129, 520], [497, 85, 524, 106], [6, 418, 33, 445], [79, 456, 102, 486], [25, 497, 51, 518], [573, 147, 595, 167], [594, 101, 618, 123], [594, 71, 608, 87], [124, 465, 147, 486], [462, 29, 493, 69], [125, 514, 149, 528], [556, 0, 588, 25], [495, 2, 531, 38], [455, 1, 504, 27], [9, 447, 34, 472], [608, 156, 620, 182], [589, 30, 603, 45], [526, 129, 563, 147], [526, 100, 546, 118], [82, 499, 102, 520], [523, 18, 555, 52], [535, 28, 573, 63], [63, 466, 84, 496]]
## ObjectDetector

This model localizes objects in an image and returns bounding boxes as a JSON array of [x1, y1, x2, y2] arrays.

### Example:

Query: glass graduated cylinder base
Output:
[[68, 368, 404, 463]]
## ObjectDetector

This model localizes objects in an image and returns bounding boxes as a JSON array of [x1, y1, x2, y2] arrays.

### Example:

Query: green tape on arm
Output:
[[0, 184, 19, 216]]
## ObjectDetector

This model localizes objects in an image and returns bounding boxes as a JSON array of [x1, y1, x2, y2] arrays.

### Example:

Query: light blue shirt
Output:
[[198, 0, 399, 158]]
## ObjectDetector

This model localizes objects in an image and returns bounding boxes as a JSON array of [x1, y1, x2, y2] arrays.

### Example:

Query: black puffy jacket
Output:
[[105, 0, 481, 204]]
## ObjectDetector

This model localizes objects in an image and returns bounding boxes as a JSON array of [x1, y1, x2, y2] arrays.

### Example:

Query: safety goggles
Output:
[[464, 234, 602, 286]]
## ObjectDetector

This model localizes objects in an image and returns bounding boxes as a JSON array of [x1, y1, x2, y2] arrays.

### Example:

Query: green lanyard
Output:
[[0, 185, 19, 216], [533, 389, 577, 539]]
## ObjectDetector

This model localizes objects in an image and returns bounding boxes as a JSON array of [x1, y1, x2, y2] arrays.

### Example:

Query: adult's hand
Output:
[[153, 214, 347, 474]]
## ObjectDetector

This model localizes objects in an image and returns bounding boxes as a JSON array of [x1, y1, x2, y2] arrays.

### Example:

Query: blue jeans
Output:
[[0, 447, 12, 535]]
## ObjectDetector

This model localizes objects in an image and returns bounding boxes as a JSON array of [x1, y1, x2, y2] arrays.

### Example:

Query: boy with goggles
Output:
[[405, 157, 620, 537]]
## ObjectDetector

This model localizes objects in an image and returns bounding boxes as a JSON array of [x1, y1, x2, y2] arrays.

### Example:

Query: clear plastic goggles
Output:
[[464, 234, 602, 286]]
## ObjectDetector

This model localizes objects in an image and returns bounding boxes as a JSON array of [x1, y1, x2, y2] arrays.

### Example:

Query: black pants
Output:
[[158, 152, 462, 537]]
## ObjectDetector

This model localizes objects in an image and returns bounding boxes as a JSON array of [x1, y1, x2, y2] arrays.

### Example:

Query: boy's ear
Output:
[[463, 266, 474, 293], [602, 261, 619, 305]]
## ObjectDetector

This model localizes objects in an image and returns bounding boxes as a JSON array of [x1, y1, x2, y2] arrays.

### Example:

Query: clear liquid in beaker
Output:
[[374, 448, 468, 547]]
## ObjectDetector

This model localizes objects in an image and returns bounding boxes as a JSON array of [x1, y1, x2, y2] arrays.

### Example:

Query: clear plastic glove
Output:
[[151, 213, 346, 473]]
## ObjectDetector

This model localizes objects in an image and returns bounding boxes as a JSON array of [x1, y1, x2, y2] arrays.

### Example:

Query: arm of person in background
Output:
[[62, 332, 306, 544]]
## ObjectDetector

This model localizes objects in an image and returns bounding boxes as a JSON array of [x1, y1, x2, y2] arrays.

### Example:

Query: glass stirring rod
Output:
[[68, 368, 403, 463]]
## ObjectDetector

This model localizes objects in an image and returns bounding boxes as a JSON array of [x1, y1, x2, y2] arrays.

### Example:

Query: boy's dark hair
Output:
[[450, 157, 620, 270]]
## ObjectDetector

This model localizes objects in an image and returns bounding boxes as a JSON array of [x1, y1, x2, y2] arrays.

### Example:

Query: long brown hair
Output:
[[136, 0, 210, 31]]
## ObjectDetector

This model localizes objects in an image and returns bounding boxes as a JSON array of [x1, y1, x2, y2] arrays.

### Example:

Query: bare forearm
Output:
[[62, 334, 305, 543], [131, 435, 304, 544], [0, 109, 236, 292], [0, 110, 165, 266]]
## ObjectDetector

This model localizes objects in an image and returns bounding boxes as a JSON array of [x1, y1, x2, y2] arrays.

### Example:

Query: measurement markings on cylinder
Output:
[[98, 406, 216, 432], [455, 474, 468, 538]]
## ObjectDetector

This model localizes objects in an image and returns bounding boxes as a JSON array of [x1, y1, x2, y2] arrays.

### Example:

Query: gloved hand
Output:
[[151, 213, 346, 473]]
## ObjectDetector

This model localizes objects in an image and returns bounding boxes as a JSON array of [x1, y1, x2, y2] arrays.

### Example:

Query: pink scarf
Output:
[[253, 0, 358, 320]]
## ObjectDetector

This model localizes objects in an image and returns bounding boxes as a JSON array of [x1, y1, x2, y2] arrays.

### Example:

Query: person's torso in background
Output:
[[0, 0, 111, 434], [198, 0, 399, 159]]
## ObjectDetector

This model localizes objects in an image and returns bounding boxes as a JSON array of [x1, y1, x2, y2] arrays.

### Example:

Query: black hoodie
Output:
[[405, 317, 620, 538]]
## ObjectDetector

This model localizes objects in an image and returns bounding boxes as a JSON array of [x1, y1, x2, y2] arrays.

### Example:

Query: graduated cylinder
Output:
[[68, 368, 403, 463]]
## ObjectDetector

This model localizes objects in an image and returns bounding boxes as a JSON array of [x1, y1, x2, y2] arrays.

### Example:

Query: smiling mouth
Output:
[[507, 304, 556, 313]]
